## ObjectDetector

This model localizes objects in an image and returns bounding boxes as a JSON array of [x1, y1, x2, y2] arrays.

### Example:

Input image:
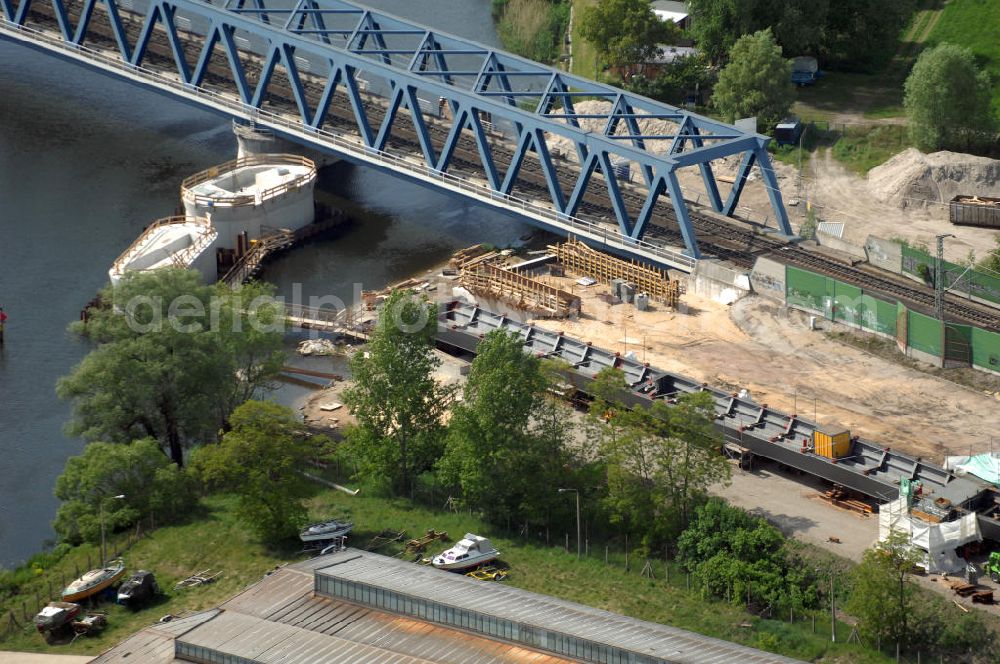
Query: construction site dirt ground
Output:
[[526, 276, 1000, 464], [683, 148, 1000, 264]]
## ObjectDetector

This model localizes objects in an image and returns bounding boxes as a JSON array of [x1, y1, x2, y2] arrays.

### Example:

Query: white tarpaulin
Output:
[[944, 453, 1000, 486], [878, 496, 981, 573]]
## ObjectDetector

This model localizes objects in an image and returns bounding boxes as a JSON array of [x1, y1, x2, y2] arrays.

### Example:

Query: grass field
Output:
[[832, 125, 912, 175], [569, 0, 598, 79], [0, 484, 897, 662], [926, 0, 1000, 117]]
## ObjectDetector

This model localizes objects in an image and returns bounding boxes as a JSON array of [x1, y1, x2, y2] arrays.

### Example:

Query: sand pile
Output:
[[867, 148, 1000, 209]]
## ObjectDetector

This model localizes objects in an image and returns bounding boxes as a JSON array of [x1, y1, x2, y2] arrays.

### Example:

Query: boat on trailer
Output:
[[432, 534, 500, 571], [299, 519, 354, 543], [62, 558, 126, 603], [33, 602, 81, 633]]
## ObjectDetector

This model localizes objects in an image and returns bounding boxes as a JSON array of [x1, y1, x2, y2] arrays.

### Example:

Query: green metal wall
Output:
[[905, 310, 942, 357], [785, 266, 828, 312], [782, 264, 1000, 368], [901, 245, 1000, 307], [972, 327, 1000, 372]]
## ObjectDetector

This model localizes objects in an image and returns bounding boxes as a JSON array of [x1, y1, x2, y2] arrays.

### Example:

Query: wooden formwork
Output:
[[460, 263, 581, 318], [548, 237, 680, 308]]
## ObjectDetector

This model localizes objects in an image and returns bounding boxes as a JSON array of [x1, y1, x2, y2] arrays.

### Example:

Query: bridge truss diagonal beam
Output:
[[0, 0, 793, 264]]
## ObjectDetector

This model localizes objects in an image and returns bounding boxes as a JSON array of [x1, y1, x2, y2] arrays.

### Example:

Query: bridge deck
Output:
[[0, 0, 793, 271]]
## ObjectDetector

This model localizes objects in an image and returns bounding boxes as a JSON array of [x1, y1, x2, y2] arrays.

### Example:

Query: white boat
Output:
[[432, 533, 500, 571], [299, 519, 353, 543]]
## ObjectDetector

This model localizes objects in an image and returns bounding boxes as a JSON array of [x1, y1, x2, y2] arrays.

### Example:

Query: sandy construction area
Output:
[[526, 276, 1000, 463]]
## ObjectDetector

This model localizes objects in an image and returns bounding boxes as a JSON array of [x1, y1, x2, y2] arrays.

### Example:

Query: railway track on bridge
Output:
[[17, 3, 1000, 331]]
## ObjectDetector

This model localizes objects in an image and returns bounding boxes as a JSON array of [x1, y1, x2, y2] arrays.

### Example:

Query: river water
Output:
[[0, 0, 525, 567]]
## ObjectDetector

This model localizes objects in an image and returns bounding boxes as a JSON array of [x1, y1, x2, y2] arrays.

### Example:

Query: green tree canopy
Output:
[[193, 400, 319, 543], [53, 438, 198, 545], [711, 28, 794, 130], [588, 369, 728, 549], [677, 499, 817, 614], [822, 0, 915, 72], [438, 329, 572, 526], [342, 289, 451, 496], [57, 269, 285, 465], [688, 0, 910, 72], [579, 0, 677, 70], [904, 43, 995, 154], [846, 530, 923, 648]]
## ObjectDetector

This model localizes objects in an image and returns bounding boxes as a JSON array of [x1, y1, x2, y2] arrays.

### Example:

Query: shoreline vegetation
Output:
[[491, 0, 569, 65], [0, 276, 997, 662]]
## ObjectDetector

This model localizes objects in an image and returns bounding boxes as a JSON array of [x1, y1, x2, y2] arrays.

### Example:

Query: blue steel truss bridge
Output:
[[0, 0, 793, 271]]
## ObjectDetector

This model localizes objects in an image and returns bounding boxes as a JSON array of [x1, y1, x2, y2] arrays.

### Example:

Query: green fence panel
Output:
[[785, 266, 828, 312], [907, 310, 942, 357], [901, 245, 1000, 306], [965, 268, 1000, 306], [859, 295, 897, 336], [832, 281, 863, 325], [901, 245, 934, 285], [972, 327, 1000, 372]]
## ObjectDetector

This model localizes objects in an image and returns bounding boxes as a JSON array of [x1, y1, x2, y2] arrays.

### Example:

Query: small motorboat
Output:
[[300, 519, 353, 543], [117, 570, 159, 607], [432, 533, 500, 571], [33, 602, 81, 633], [62, 558, 126, 603]]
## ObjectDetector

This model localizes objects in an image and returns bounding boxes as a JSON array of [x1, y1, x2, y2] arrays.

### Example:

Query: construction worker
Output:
[[0, 306, 6, 345]]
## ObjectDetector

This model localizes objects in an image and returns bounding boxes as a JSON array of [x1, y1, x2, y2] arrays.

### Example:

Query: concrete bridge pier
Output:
[[233, 121, 337, 167]]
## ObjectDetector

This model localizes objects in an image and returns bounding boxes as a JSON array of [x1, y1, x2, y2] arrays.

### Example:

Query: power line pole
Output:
[[934, 234, 955, 324]]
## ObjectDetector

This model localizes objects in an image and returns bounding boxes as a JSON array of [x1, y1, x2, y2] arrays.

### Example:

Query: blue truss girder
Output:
[[1, 0, 793, 259]]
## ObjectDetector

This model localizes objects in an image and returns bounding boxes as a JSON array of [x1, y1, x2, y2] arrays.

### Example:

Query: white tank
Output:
[[181, 154, 317, 251]]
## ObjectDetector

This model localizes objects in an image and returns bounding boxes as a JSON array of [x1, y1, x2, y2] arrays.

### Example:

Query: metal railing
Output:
[[180, 153, 317, 208], [109, 215, 214, 276], [0, 20, 696, 271]]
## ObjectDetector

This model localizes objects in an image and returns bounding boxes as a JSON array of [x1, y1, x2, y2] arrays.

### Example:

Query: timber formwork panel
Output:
[[459, 262, 581, 318], [548, 238, 680, 308]]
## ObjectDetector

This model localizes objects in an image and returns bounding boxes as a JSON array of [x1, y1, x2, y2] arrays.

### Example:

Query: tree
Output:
[[677, 499, 817, 614], [438, 329, 568, 525], [846, 530, 923, 648], [711, 29, 794, 129], [193, 400, 317, 542], [904, 44, 995, 154], [57, 269, 285, 465], [587, 369, 729, 548], [687, 0, 828, 66], [579, 0, 677, 71], [822, 0, 915, 72], [53, 438, 198, 544], [342, 290, 451, 496]]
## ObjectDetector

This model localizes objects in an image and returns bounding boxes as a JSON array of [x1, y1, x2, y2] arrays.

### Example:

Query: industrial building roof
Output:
[[93, 550, 802, 664], [315, 550, 802, 664]]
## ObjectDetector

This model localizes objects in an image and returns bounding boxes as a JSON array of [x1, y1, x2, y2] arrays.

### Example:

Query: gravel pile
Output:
[[867, 148, 1000, 209]]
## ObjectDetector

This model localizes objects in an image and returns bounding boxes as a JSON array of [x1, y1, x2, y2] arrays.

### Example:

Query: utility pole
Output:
[[558, 488, 581, 559], [830, 570, 837, 643], [935, 234, 955, 324]]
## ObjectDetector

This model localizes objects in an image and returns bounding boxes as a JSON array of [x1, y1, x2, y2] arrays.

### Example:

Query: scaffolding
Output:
[[460, 262, 581, 318], [548, 238, 681, 308]]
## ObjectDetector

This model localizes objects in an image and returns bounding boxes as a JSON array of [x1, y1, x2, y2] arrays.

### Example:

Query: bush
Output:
[[496, 0, 569, 64], [53, 438, 200, 545]]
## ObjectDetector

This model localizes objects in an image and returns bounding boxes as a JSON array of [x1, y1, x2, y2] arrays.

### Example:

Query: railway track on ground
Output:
[[22, 4, 1000, 331]]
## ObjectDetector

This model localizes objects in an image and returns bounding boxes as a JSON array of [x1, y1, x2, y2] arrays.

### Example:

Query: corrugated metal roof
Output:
[[314, 550, 804, 664], [92, 565, 573, 664]]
